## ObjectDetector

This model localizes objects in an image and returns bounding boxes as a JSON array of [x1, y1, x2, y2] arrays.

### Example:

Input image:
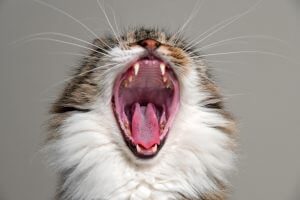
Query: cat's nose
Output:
[[138, 39, 160, 51]]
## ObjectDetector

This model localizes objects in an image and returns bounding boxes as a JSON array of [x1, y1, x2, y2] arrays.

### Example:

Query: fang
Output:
[[160, 63, 166, 75], [152, 144, 157, 153], [128, 75, 133, 82], [134, 63, 139, 75]]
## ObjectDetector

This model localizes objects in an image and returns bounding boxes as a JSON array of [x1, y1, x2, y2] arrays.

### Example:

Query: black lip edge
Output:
[[125, 133, 168, 159]]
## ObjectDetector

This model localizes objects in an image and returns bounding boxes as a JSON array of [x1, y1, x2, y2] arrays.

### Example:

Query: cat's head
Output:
[[47, 27, 236, 198]]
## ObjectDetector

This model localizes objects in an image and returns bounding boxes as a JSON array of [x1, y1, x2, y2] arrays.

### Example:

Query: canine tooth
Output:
[[166, 81, 172, 89], [123, 80, 128, 87], [134, 63, 139, 75], [163, 76, 167, 83], [152, 145, 157, 153], [160, 63, 166, 75], [128, 75, 133, 82], [136, 144, 142, 153]]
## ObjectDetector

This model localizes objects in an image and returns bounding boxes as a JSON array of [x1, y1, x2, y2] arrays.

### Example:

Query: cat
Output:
[[45, 27, 236, 200]]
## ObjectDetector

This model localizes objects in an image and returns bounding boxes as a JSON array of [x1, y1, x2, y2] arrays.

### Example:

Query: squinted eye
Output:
[[46, 27, 236, 200]]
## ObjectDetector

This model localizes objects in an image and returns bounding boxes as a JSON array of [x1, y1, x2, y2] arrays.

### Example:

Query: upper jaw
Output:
[[112, 52, 180, 159]]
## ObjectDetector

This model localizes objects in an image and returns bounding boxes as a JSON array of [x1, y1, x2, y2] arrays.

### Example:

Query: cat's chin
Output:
[[112, 54, 180, 159]]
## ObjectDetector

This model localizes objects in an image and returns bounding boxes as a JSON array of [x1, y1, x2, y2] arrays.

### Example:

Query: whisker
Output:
[[96, 0, 123, 48], [47, 51, 103, 59], [21, 37, 111, 57], [190, 40, 248, 53], [40, 62, 119, 96], [172, 0, 205, 44], [79, 17, 105, 23], [212, 68, 244, 77], [192, 50, 299, 64], [101, 62, 125, 75], [202, 59, 248, 65], [12, 32, 110, 55], [184, 0, 263, 51], [194, 35, 290, 52], [77, 62, 121, 78], [184, 16, 241, 50], [33, 0, 112, 50], [109, 5, 127, 50], [223, 93, 249, 98], [222, 93, 251, 101]]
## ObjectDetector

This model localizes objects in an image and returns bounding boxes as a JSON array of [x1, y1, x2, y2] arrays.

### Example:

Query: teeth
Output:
[[136, 144, 158, 154], [136, 145, 142, 153], [123, 80, 128, 87], [163, 76, 168, 83], [134, 63, 139, 75], [160, 63, 166, 75], [152, 144, 158, 153], [128, 75, 133, 82], [166, 82, 172, 89]]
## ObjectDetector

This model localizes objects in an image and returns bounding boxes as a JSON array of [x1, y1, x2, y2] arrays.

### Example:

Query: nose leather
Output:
[[138, 39, 160, 50]]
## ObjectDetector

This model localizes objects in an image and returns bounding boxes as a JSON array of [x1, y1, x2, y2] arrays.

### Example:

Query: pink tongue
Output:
[[131, 102, 160, 149]]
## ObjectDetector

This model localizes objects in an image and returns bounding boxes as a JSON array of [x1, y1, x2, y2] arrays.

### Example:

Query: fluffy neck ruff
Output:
[[45, 73, 235, 200]]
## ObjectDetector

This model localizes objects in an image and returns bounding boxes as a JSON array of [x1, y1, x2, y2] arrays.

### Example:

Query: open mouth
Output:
[[112, 55, 180, 159]]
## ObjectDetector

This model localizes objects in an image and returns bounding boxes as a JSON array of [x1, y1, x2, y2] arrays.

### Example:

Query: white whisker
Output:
[[80, 17, 105, 23], [192, 50, 298, 64], [202, 59, 248, 65], [12, 32, 110, 55], [109, 5, 127, 50], [40, 62, 119, 96], [223, 93, 249, 97], [192, 41, 249, 52], [184, 0, 264, 51], [33, 0, 113, 50], [47, 51, 102, 59], [172, 0, 205, 44], [184, 16, 241, 50], [96, 0, 123, 48], [222, 93, 250, 101], [81, 62, 121, 77], [21, 37, 111, 57], [195, 35, 290, 52]]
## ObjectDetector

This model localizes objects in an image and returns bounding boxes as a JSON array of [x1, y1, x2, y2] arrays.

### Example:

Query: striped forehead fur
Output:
[[45, 27, 237, 200]]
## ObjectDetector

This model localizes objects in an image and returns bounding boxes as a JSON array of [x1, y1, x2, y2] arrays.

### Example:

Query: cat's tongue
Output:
[[131, 102, 160, 149]]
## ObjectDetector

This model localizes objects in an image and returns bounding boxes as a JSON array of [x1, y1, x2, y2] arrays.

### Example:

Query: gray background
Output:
[[0, 0, 299, 199]]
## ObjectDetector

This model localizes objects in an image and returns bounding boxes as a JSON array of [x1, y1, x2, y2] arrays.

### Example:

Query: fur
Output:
[[45, 28, 236, 200]]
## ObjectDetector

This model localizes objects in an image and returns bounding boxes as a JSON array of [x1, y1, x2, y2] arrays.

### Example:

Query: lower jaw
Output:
[[124, 135, 167, 159]]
